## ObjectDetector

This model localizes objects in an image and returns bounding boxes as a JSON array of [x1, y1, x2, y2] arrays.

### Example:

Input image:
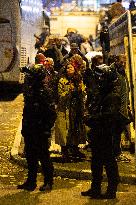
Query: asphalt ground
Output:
[[0, 92, 135, 186], [10, 148, 136, 185]]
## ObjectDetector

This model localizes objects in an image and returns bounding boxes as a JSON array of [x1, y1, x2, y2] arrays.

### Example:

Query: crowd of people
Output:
[[17, 11, 134, 199]]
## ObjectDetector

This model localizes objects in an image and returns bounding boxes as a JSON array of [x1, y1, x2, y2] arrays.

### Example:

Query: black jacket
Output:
[[84, 73, 130, 128], [21, 66, 57, 138]]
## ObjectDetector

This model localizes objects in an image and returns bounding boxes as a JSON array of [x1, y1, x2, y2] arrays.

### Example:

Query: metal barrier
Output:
[[95, 9, 136, 152]]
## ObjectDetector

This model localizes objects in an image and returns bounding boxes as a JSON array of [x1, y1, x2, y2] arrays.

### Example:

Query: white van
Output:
[[0, 0, 43, 83]]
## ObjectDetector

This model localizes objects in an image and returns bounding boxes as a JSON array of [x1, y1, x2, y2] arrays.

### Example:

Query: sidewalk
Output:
[[10, 145, 136, 185], [10, 118, 136, 184]]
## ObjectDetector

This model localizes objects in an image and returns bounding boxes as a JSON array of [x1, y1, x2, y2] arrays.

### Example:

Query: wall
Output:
[[50, 13, 99, 38]]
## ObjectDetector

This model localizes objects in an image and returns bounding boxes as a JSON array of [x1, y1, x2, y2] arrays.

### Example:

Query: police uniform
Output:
[[18, 64, 56, 191], [82, 63, 130, 199]]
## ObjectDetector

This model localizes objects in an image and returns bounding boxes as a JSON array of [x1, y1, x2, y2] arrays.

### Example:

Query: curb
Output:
[[10, 154, 136, 185]]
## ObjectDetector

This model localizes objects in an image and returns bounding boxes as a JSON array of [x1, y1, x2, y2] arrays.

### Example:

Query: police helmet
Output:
[[94, 63, 117, 83]]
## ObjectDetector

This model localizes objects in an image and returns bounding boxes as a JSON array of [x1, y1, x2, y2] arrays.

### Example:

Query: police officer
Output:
[[17, 59, 57, 191], [82, 62, 130, 199]]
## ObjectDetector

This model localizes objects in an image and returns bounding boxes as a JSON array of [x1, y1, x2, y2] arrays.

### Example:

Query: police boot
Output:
[[81, 183, 101, 198], [102, 184, 117, 199], [17, 180, 37, 191], [81, 189, 101, 198]]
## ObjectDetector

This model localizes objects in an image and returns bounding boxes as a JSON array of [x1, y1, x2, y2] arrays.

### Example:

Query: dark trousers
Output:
[[91, 150, 119, 191], [24, 135, 54, 185], [90, 124, 120, 192]]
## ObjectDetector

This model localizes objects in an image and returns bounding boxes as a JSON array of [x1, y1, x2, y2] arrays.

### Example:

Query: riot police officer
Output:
[[17, 59, 57, 191], [82, 62, 130, 199]]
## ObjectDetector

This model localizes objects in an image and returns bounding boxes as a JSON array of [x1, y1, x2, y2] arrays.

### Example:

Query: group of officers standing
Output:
[[17, 27, 132, 200]]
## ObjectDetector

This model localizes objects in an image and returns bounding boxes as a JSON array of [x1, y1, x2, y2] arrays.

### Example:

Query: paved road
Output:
[[1, 177, 136, 205], [0, 93, 136, 204], [0, 93, 23, 176]]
